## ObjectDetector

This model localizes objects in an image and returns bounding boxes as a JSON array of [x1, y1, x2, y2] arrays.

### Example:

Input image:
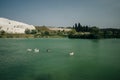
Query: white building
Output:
[[0, 18, 35, 34]]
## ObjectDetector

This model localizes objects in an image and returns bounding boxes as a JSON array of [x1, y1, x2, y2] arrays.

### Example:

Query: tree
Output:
[[31, 29, 37, 34], [74, 23, 83, 32], [68, 29, 76, 35], [25, 29, 31, 34], [0, 30, 6, 35], [73, 25, 75, 29], [44, 31, 49, 35], [90, 26, 100, 34], [90, 26, 101, 39], [75, 23, 78, 32], [85, 25, 89, 32], [78, 23, 82, 32], [103, 31, 113, 38]]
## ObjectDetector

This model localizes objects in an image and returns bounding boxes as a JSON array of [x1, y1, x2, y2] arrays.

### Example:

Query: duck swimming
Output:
[[34, 48, 39, 53], [69, 52, 74, 56], [27, 48, 32, 52]]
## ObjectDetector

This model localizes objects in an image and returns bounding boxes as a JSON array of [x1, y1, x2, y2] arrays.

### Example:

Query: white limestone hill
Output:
[[0, 18, 35, 33]]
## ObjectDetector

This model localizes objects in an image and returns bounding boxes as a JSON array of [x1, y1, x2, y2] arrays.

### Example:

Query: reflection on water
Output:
[[0, 38, 120, 80]]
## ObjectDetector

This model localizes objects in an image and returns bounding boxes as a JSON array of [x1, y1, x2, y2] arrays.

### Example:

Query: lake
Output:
[[0, 38, 120, 80]]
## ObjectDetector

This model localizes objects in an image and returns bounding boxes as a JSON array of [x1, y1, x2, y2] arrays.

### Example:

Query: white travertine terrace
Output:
[[0, 18, 35, 33]]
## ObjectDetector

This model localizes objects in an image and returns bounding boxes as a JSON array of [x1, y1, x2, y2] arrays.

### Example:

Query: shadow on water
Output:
[[0, 65, 28, 80], [34, 73, 52, 80]]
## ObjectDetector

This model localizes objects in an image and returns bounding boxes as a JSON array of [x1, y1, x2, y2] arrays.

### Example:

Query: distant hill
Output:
[[0, 18, 35, 33]]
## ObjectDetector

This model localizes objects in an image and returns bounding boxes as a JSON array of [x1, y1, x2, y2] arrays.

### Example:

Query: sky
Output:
[[0, 0, 120, 28]]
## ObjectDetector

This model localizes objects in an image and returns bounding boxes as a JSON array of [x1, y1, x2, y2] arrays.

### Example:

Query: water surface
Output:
[[0, 38, 120, 80]]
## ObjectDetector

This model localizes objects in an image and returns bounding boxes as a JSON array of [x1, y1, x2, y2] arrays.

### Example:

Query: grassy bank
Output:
[[0, 34, 34, 38], [0, 34, 67, 38]]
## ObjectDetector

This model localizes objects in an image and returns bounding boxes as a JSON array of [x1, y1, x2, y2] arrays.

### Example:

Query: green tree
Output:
[[73, 25, 75, 29], [78, 23, 82, 32], [85, 25, 89, 32], [103, 31, 113, 38], [69, 29, 76, 35], [25, 29, 31, 34], [44, 31, 49, 35], [90, 26, 100, 34], [90, 27, 101, 39], [0, 30, 6, 35], [75, 23, 78, 32], [31, 29, 37, 34]]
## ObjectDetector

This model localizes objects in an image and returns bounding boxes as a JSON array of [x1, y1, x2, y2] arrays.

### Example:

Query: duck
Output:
[[69, 52, 74, 56], [46, 49, 51, 52], [27, 48, 32, 52], [34, 48, 39, 53]]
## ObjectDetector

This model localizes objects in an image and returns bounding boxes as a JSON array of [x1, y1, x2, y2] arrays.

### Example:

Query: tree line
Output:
[[68, 23, 120, 39]]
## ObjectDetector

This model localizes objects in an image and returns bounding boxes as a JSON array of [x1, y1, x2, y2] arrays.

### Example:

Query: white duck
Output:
[[34, 48, 39, 53], [27, 48, 32, 52], [69, 52, 74, 56]]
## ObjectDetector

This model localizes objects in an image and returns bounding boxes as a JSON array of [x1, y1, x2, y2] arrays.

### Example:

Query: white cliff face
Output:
[[0, 18, 35, 33]]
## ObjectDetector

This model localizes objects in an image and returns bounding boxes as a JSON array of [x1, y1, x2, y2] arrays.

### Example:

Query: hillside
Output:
[[0, 18, 35, 33]]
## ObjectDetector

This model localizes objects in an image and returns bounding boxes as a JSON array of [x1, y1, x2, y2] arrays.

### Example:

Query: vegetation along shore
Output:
[[0, 23, 120, 39]]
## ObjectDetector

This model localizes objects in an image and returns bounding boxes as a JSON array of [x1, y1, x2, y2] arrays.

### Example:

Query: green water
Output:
[[0, 38, 120, 80]]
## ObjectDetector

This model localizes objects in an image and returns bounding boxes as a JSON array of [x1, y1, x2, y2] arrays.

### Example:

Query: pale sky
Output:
[[0, 0, 120, 28]]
